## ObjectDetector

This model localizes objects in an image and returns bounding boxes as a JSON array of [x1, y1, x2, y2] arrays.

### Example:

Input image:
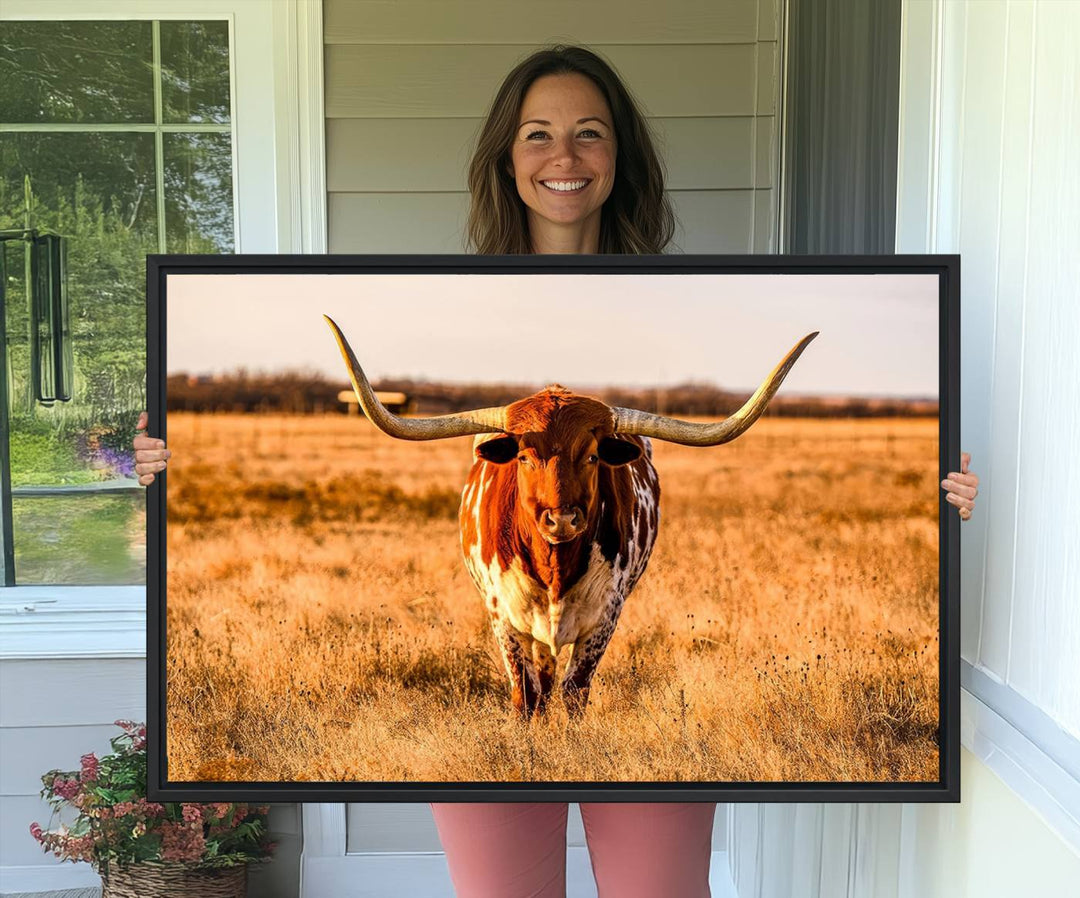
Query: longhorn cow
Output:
[[325, 316, 816, 718]]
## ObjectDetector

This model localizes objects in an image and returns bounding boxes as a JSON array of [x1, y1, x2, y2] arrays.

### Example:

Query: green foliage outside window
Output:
[[0, 19, 234, 584]]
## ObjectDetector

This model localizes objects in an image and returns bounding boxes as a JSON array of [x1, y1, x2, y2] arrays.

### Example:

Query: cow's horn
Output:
[[611, 332, 818, 446], [324, 315, 508, 440]]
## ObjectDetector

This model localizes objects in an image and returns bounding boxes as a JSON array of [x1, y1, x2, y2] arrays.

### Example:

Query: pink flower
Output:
[[29, 822, 43, 842], [137, 799, 166, 818], [160, 821, 206, 863], [52, 777, 80, 801], [181, 804, 203, 824], [80, 753, 99, 782]]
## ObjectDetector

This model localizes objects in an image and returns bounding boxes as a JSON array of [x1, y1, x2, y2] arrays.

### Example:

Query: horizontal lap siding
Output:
[[323, 0, 781, 850], [325, 1, 781, 255], [325, 45, 760, 118], [324, 1, 760, 45], [0, 659, 145, 868]]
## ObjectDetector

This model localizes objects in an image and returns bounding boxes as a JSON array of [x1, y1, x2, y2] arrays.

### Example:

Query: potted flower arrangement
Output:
[[30, 720, 275, 897]]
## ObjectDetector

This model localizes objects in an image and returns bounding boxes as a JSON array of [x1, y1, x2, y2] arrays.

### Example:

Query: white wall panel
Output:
[[907, 0, 1080, 736], [1005, 2, 1080, 730], [954, 0, 1010, 675], [980, 0, 1034, 684], [345, 802, 443, 852]]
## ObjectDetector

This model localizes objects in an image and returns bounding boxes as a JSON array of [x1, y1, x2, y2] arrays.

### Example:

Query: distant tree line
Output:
[[167, 370, 938, 418]]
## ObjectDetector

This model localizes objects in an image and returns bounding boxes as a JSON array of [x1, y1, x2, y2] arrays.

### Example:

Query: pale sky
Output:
[[166, 272, 940, 398]]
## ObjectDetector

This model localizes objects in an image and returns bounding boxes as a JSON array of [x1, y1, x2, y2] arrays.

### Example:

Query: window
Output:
[[0, 18, 234, 585]]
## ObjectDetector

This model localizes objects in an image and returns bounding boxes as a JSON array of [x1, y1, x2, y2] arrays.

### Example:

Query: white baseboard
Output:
[[5, 848, 736, 897], [961, 685, 1080, 853], [299, 848, 737, 897]]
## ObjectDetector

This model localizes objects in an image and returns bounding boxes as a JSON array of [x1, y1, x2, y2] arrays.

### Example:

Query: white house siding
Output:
[[0, 658, 145, 896], [728, 1, 1080, 895], [324, 0, 782, 255], [0, 653, 300, 898]]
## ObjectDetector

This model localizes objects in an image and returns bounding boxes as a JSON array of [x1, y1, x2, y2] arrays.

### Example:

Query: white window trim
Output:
[[0, 0, 326, 660]]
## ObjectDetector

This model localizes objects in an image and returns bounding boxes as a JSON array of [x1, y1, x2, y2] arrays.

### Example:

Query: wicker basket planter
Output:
[[101, 862, 247, 898]]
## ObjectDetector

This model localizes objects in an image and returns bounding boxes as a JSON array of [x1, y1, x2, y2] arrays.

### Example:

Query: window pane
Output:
[[1, 19, 235, 586], [2, 132, 157, 484], [2, 131, 155, 585], [164, 133, 235, 253], [0, 21, 154, 124], [160, 21, 232, 124], [12, 494, 146, 585]]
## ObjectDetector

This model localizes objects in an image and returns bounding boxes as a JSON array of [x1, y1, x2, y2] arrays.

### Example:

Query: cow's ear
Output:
[[476, 435, 519, 464], [597, 436, 641, 467]]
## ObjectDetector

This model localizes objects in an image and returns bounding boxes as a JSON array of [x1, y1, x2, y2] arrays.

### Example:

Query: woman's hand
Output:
[[941, 452, 979, 521], [133, 410, 171, 486]]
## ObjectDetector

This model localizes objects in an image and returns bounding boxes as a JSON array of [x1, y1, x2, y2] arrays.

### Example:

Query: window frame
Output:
[[0, 0, 326, 658]]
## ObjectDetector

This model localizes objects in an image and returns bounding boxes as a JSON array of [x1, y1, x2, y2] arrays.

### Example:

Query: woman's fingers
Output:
[[133, 410, 169, 486], [942, 454, 978, 521], [133, 431, 166, 450], [940, 477, 978, 499], [944, 491, 974, 509], [945, 492, 975, 520]]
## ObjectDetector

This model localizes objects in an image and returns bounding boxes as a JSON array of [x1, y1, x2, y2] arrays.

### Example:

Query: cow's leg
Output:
[[489, 614, 544, 718], [561, 604, 621, 717], [531, 640, 557, 715]]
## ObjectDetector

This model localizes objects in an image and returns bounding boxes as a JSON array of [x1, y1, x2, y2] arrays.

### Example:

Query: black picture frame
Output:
[[147, 253, 960, 803]]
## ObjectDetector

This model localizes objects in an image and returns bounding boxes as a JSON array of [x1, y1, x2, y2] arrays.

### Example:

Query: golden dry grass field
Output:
[[165, 411, 940, 784]]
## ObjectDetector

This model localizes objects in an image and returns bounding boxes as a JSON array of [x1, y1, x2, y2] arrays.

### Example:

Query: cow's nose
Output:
[[540, 507, 584, 539]]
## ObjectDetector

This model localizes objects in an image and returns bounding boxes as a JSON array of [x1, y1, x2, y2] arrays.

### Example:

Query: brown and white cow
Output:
[[325, 316, 816, 718]]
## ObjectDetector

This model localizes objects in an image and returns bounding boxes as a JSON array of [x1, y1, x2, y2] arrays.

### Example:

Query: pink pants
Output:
[[431, 802, 716, 898]]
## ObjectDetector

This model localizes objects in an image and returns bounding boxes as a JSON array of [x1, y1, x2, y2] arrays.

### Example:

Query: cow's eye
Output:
[[517, 453, 531, 465], [587, 454, 599, 464]]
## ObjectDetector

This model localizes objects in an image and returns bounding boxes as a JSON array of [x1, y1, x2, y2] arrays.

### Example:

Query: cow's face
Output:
[[475, 388, 641, 544]]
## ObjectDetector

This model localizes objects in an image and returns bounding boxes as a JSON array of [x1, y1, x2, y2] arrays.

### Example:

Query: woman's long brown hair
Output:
[[466, 46, 676, 255]]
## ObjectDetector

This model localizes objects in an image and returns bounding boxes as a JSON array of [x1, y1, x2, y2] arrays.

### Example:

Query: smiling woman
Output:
[[509, 73, 617, 252], [466, 45, 674, 255]]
